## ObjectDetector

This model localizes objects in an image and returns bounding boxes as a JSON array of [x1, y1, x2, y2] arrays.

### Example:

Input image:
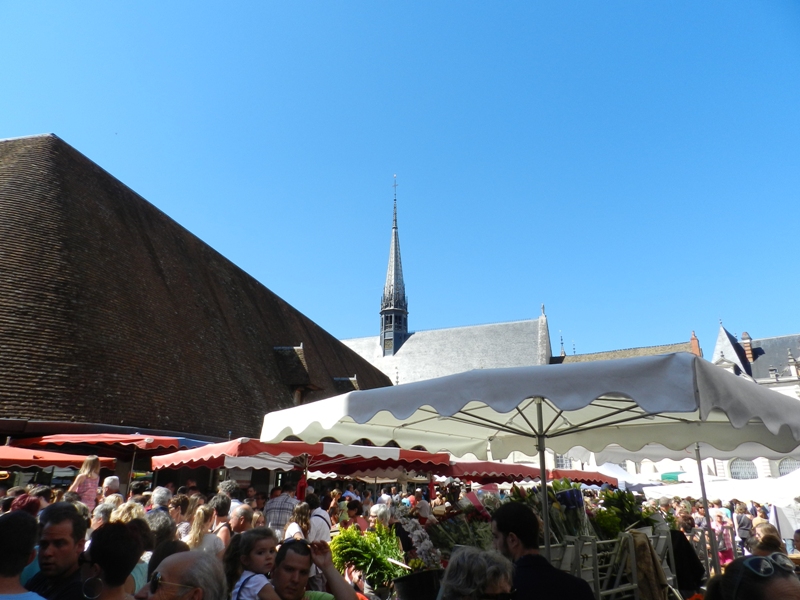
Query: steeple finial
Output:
[[392, 175, 398, 228]]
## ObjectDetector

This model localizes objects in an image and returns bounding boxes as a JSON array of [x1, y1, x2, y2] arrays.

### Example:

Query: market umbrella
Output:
[[259, 352, 800, 559], [151, 438, 451, 472], [0, 447, 115, 469], [12, 433, 209, 455]]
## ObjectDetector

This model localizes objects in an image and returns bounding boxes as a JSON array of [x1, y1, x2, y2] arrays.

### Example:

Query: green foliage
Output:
[[596, 489, 656, 535], [330, 524, 406, 587]]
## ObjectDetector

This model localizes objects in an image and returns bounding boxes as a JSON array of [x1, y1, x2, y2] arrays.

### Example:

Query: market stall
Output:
[[259, 351, 800, 575]]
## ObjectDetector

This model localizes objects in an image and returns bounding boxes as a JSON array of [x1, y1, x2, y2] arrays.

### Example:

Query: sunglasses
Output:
[[149, 572, 196, 595], [733, 553, 796, 600]]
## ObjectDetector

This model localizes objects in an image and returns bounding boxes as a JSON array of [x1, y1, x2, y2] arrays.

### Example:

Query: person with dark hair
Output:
[[146, 540, 190, 580], [491, 501, 593, 600], [271, 540, 355, 600], [339, 501, 367, 531], [209, 493, 233, 549], [81, 522, 143, 600], [128, 481, 148, 499], [704, 553, 800, 600], [25, 502, 88, 600], [168, 494, 191, 539], [0, 510, 42, 598], [29, 487, 53, 511], [265, 484, 299, 540]]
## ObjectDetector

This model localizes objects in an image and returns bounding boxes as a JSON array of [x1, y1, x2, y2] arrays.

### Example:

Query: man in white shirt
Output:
[[377, 487, 392, 506], [305, 493, 332, 592], [413, 489, 435, 524]]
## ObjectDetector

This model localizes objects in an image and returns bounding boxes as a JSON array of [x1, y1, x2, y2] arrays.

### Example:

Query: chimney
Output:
[[690, 331, 703, 357], [741, 332, 753, 363]]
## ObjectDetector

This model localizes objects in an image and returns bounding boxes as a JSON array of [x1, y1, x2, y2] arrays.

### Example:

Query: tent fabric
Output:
[[151, 438, 451, 471], [0, 447, 115, 469], [13, 434, 209, 451], [260, 353, 800, 460]]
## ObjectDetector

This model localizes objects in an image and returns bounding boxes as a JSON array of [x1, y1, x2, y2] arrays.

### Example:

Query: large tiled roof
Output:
[[552, 341, 695, 364], [750, 334, 800, 380], [342, 317, 551, 384], [0, 134, 390, 438]]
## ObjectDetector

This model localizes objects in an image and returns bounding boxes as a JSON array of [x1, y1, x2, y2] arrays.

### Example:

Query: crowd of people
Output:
[[5, 454, 800, 600]]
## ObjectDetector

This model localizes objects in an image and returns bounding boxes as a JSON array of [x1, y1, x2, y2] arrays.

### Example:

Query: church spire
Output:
[[380, 175, 408, 356]]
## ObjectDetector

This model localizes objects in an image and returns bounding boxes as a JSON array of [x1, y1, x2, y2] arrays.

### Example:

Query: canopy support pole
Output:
[[695, 443, 721, 576], [535, 397, 551, 559], [127, 449, 137, 496]]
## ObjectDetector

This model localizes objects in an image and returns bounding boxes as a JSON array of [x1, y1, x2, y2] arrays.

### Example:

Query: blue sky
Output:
[[2, 2, 799, 356]]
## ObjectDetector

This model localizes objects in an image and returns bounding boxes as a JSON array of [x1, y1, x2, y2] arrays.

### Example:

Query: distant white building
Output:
[[709, 325, 800, 480]]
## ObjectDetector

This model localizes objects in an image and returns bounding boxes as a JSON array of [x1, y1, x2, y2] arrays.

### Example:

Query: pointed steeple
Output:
[[380, 175, 408, 356]]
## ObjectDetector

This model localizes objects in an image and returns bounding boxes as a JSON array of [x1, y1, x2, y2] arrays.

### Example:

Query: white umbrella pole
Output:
[[695, 443, 721, 576], [536, 397, 551, 559]]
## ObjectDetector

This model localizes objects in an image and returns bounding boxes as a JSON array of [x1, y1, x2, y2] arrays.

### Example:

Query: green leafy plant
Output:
[[330, 524, 407, 587]]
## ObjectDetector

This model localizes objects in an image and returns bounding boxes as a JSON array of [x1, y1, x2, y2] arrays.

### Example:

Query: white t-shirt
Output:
[[231, 570, 270, 600], [417, 499, 433, 518], [182, 533, 224, 555], [285, 521, 304, 540], [309, 508, 332, 543]]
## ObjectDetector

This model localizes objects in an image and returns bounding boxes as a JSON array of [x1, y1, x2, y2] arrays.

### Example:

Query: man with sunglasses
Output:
[[133, 551, 225, 600], [704, 553, 800, 600], [491, 502, 594, 600], [271, 540, 356, 600]]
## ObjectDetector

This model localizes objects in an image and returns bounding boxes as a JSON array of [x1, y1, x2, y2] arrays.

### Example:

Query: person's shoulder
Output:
[[2, 593, 48, 600], [304, 592, 334, 600]]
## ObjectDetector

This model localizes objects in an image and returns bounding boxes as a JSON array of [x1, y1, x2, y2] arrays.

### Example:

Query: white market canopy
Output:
[[261, 352, 800, 460]]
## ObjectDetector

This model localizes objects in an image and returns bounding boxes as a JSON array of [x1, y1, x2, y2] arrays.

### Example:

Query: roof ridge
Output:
[[751, 333, 800, 342], [0, 133, 60, 143], [572, 341, 692, 355]]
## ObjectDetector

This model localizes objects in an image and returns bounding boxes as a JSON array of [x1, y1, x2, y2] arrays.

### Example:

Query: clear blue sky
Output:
[[2, 2, 798, 356]]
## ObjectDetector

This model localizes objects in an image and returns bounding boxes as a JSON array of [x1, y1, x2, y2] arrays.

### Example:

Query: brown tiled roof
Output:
[[0, 134, 391, 439], [551, 341, 694, 364]]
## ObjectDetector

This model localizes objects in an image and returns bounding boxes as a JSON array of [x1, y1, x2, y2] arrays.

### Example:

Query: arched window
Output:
[[729, 458, 758, 480], [779, 457, 800, 476]]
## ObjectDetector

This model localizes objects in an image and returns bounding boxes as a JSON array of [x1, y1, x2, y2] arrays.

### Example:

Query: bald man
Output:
[[134, 550, 226, 600]]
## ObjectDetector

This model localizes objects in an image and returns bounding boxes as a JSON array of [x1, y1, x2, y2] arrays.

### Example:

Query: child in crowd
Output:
[[225, 527, 281, 600]]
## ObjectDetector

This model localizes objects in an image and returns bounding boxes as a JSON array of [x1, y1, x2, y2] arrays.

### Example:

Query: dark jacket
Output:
[[513, 553, 595, 600]]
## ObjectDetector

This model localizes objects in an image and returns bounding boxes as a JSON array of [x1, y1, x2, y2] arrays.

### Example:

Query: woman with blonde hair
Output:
[[284, 502, 311, 540], [110, 500, 146, 524], [103, 493, 125, 509], [182, 504, 224, 556], [185, 492, 205, 527], [252, 509, 266, 529], [67, 455, 101, 510]]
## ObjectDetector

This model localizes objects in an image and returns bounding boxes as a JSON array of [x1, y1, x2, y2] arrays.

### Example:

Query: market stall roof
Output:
[[259, 353, 800, 459], [0, 447, 115, 469], [151, 438, 452, 471], [441, 461, 617, 486], [549, 468, 617, 487], [12, 434, 210, 457]]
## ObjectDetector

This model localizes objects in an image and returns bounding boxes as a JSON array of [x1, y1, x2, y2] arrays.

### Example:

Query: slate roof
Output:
[[0, 134, 391, 439], [551, 341, 696, 364], [749, 334, 800, 380], [342, 316, 551, 384], [711, 326, 751, 376]]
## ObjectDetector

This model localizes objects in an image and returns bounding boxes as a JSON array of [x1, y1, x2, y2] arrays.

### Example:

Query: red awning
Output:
[[0, 447, 115, 469], [152, 438, 451, 472], [550, 469, 617, 487], [443, 461, 618, 487], [444, 461, 542, 484], [12, 434, 208, 453]]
